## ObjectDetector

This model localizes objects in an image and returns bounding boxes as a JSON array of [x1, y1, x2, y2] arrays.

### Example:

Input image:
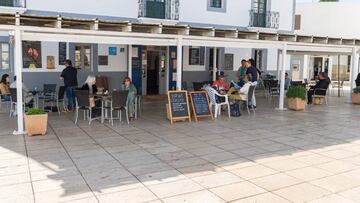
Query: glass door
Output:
[[74, 44, 91, 70], [253, 0, 267, 27]]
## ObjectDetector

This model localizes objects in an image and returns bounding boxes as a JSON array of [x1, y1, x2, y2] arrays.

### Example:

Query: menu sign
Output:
[[189, 91, 213, 121], [167, 91, 191, 124]]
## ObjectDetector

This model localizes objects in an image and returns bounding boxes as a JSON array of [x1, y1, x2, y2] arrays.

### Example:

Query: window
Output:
[[295, 15, 301, 30], [75, 45, 91, 69], [189, 47, 205, 66], [1, 43, 9, 70], [252, 0, 267, 27], [207, 0, 226, 12], [210, 0, 222, 8], [145, 0, 166, 19]]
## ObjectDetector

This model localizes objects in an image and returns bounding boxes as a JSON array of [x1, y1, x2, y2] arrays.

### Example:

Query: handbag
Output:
[[89, 97, 95, 108], [230, 102, 241, 117]]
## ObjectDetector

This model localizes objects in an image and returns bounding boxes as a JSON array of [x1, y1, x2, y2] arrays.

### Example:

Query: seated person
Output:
[[227, 75, 253, 101], [81, 75, 101, 116], [0, 74, 10, 101], [10, 76, 34, 107], [307, 72, 331, 104], [212, 74, 229, 95], [284, 72, 291, 90], [356, 73, 360, 87], [121, 77, 137, 119]]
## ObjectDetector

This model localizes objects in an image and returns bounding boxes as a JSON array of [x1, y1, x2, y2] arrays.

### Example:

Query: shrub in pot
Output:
[[24, 108, 48, 136], [352, 86, 360, 105], [286, 86, 307, 111]]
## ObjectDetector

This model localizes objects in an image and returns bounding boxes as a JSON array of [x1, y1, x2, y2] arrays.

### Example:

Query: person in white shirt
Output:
[[10, 76, 33, 105], [227, 75, 253, 101]]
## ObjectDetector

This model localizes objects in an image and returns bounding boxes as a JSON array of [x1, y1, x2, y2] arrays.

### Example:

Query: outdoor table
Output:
[[93, 93, 111, 123]]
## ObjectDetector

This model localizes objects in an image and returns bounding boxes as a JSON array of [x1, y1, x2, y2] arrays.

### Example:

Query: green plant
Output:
[[26, 108, 46, 115], [354, 86, 360, 94], [286, 86, 307, 101]]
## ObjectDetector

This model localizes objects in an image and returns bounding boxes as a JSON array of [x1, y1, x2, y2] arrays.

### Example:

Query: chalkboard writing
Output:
[[191, 92, 210, 116], [189, 91, 213, 121], [167, 91, 191, 124], [59, 42, 67, 65]]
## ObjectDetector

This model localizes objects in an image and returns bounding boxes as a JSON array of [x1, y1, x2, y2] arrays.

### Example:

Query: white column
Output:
[[13, 28, 25, 135], [212, 47, 217, 81], [350, 48, 359, 101], [278, 43, 287, 110], [176, 38, 182, 90], [128, 45, 132, 79]]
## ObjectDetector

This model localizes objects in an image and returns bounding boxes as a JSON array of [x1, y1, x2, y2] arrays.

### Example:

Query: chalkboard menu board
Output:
[[59, 42, 67, 65], [189, 91, 213, 121], [167, 91, 191, 124]]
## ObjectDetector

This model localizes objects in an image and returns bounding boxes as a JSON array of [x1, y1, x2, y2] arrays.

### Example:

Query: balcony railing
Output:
[[0, 0, 25, 7], [139, 0, 179, 20], [249, 10, 280, 29]]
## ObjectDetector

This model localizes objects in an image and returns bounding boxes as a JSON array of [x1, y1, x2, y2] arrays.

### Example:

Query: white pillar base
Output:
[[13, 130, 26, 135], [275, 108, 288, 111]]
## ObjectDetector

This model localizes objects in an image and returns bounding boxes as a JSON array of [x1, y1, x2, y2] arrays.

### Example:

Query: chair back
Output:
[[9, 88, 17, 103], [43, 84, 57, 94], [111, 90, 129, 108], [247, 85, 256, 104], [74, 90, 90, 107], [193, 82, 204, 91], [205, 86, 217, 105], [269, 80, 279, 88], [58, 86, 65, 100]]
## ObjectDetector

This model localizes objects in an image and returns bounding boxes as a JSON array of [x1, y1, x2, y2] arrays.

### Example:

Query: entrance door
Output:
[[146, 0, 166, 19], [312, 57, 323, 80], [147, 51, 160, 95], [253, 0, 267, 27]]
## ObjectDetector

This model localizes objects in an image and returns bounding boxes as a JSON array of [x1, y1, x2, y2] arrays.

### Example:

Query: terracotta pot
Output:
[[352, 93, 360, 105], [24, 114, 48, 136], [288, 98, 306, 111]]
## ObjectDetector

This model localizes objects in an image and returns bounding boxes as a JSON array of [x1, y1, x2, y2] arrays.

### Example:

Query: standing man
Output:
[[237, 59, 247, 86], [246, 59, 258, 108], [60, 60, 78, 111]]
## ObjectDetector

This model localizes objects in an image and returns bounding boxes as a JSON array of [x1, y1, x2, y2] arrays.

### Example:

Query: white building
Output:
[[0, 0, 296, 95], [295, 2, 360, 85]]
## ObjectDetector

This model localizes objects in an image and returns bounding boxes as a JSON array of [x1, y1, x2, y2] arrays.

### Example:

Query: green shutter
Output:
[[1, 0, 14, 7]]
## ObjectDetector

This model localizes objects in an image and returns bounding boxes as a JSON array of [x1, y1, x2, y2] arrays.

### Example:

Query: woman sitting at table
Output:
[[121, 77, 137, 119], [227, 75, 253, 101], [0, 74, 11, 101], [81, 75, 97, 94], [81, 75, 101, 116]]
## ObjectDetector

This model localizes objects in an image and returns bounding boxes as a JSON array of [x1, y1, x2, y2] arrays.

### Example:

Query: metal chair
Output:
[[239, 85, 256, 115], [9, 88, 25, 117], [193, 82, 205, 91], [0, 93, 11, 112], [57, 86, 66, 115], [103, 90, 129, 125], [74, 90, 101, 125], [331, 80, 345, 96], [268, 80, 280, 104], [205, 86, 230, 118], [39, 84, 57, 109], [312, 88, 329, 106]]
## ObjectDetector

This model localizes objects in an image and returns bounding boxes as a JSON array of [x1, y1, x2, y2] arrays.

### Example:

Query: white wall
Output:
[[224, 48, 252, 71], [271, 0, 295, 31], [183, 46, 206, 71], [296, 2, 360, 38], [97, 44, 127, 72], [26, 0, 138, 19], [180, 0, 250, 28]]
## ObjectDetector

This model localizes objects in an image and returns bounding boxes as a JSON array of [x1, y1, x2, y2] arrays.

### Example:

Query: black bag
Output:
[[230, 103, 241, 117]]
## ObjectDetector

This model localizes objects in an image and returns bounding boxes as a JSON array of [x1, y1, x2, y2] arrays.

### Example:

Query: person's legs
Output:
[[307, 90, 314, 104], [252, 81, 258, 107], [70, 87, 76, 109], [65, 86, 73, 110]]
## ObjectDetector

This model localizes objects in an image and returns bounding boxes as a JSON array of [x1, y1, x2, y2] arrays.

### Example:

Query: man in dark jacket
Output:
[[356, 73, 360, 87], [60, 60, 78, 110], [307, 72, 331, 104]]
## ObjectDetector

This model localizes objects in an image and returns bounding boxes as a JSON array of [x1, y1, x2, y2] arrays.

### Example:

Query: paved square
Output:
[[1, 97, 360, 202]]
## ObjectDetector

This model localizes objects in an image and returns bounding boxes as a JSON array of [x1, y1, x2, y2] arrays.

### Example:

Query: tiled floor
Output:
[[0, 96, 360, 203]]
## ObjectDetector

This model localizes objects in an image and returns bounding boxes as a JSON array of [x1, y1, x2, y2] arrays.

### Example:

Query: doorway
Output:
[[146, 51, 160, 95]]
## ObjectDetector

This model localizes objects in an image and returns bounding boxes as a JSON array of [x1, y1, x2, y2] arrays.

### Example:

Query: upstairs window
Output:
[[207, 0, 226, 12]]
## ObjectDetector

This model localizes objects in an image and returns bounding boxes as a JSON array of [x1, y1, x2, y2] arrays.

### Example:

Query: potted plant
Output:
[[24, 108, 48, 136], [352, 86, 360, 105], [286, 86, 307, 111]]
